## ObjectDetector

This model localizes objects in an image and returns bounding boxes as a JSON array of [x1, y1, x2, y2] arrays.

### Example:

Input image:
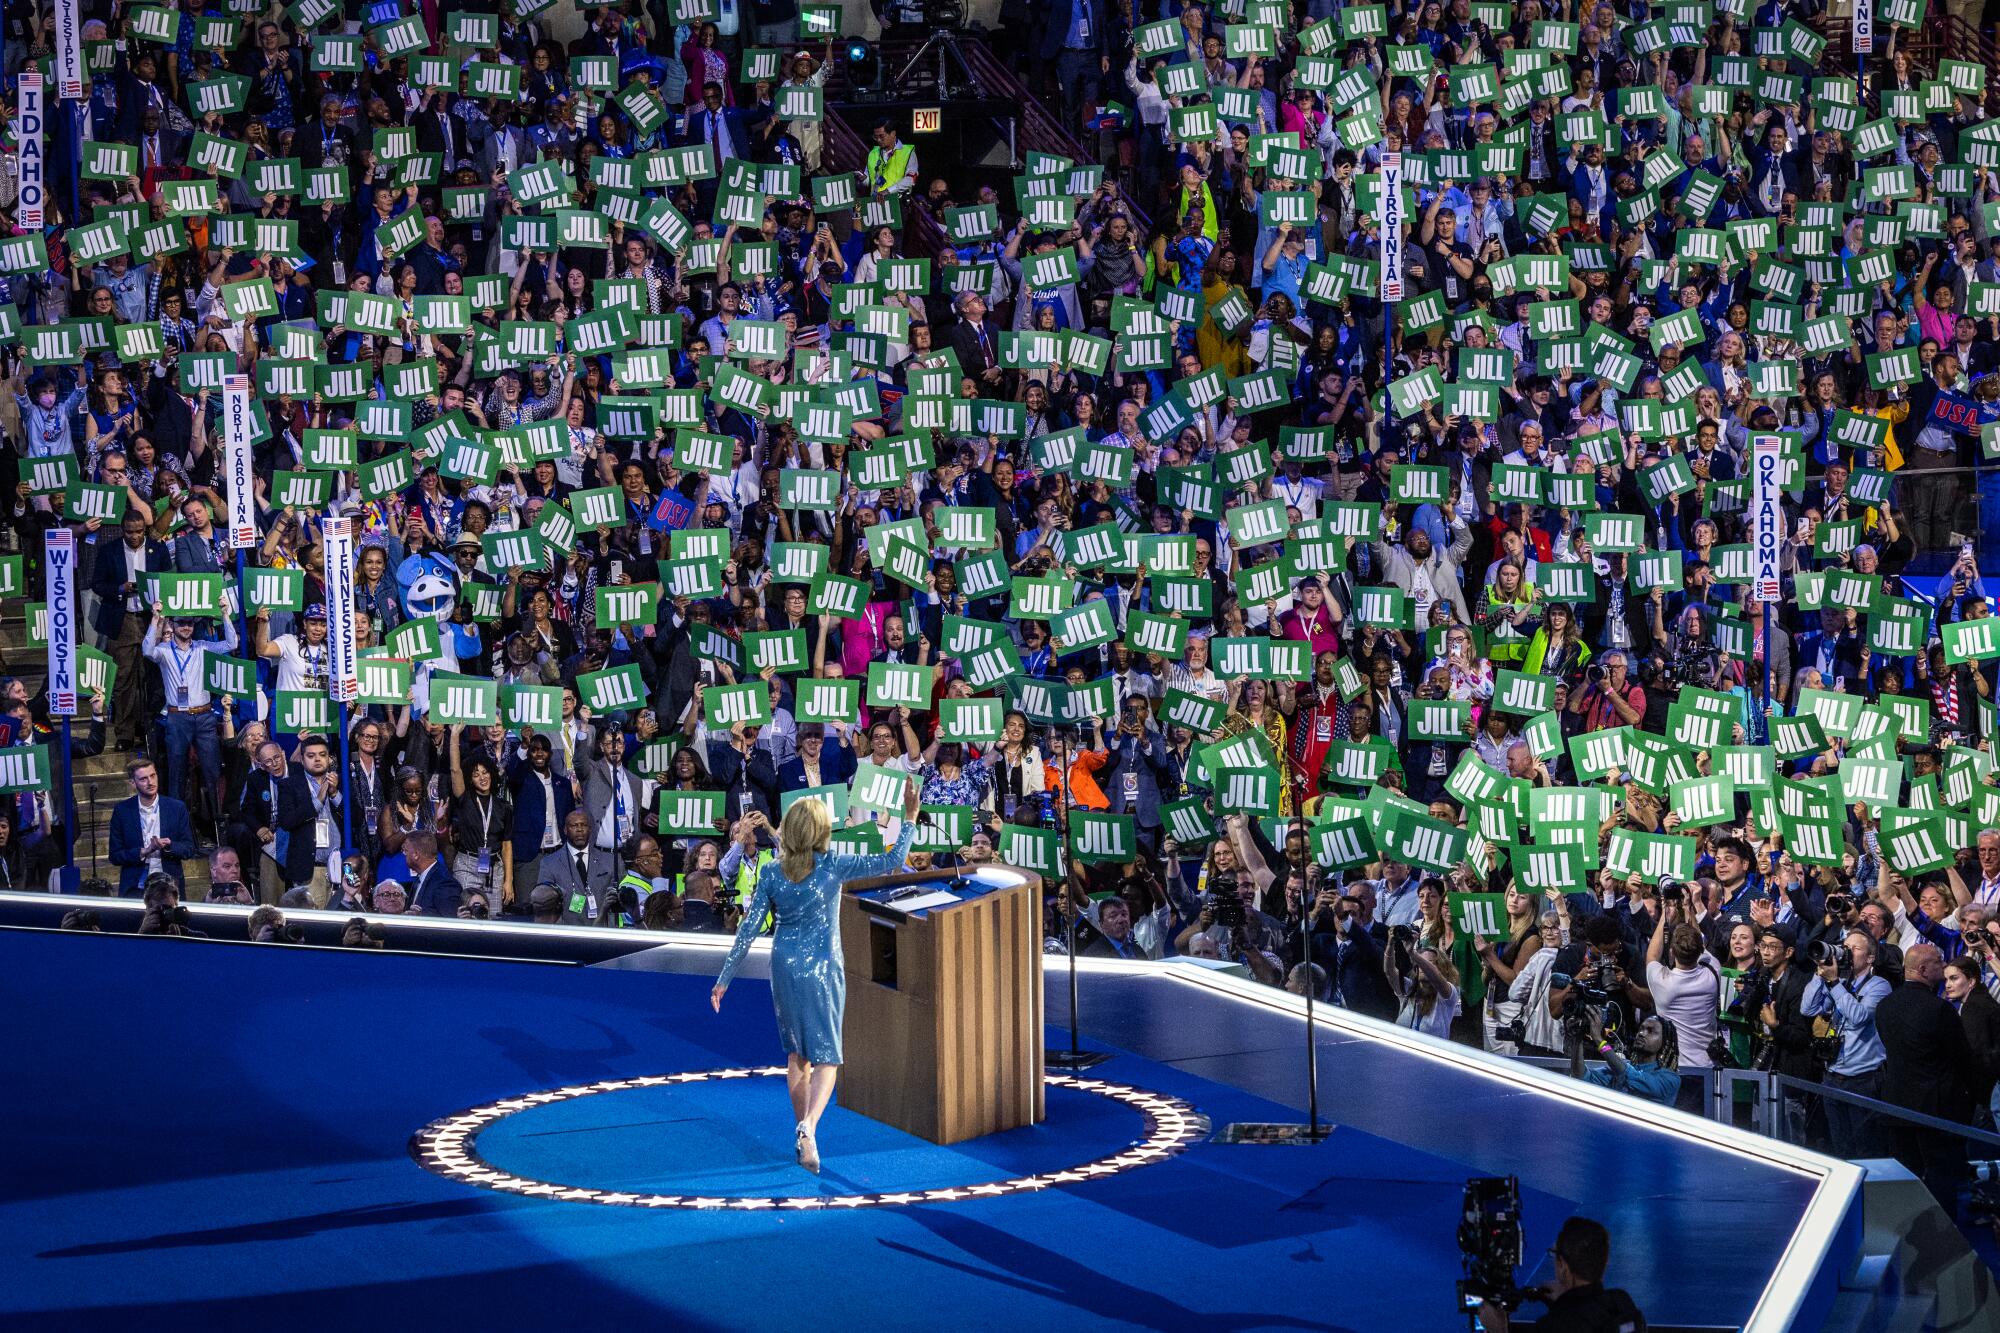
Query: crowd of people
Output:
[[4, 0, 2000, 1215]]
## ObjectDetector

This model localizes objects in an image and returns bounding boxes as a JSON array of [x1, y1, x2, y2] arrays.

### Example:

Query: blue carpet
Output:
[[1, 932, 1573, 1330]]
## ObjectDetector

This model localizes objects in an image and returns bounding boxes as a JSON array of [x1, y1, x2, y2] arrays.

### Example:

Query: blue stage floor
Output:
[[0, 929, 1855, 1330]]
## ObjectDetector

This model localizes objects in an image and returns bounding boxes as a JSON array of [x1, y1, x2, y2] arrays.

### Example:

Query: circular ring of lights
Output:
[[410, 1068, 1208, 1210]]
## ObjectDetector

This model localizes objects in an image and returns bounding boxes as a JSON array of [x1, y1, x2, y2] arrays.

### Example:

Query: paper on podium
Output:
[[881, 890, 961, 914]]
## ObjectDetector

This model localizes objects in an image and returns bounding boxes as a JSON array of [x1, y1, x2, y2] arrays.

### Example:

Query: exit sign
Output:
[[911, 107, 942, 133]]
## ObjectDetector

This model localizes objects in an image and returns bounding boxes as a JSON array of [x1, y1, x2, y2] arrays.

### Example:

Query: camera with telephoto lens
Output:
[[1554, 968, 1618, 1009], [1584, 663, 1605, 684], [1456, 1176, 1528, 1317], [1808, 937, 1852, 980], [1209, 875, 1246, 929]]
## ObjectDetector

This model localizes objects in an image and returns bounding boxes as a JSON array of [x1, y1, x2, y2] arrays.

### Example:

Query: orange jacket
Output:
[[1044, 748, 1110, 812]]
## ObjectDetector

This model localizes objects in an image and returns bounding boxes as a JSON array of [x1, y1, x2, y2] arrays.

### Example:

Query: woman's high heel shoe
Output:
[[796, 1123, 820, 1174]]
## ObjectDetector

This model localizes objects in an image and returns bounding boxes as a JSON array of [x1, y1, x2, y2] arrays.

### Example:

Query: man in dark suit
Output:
[[107, 757, 198, 896], [92, 511, 171, 751], [1877, 943, 1975, 1210], [684, 83, 756, 165], [777, 723, 857, 792], [1100, 711, 1176, 857], [238, 739, 317, 901], [700, 724, 780, 824], [1794, 608, 1868, 694], [132, 107, 188, 196], [406, 830, 465, 917], [1079, 896, 1149, 960], [947, 291, 1006, 393], [412, 90, 472, 169], [509, 733, 578, 910], [537, 809, 620, 923]]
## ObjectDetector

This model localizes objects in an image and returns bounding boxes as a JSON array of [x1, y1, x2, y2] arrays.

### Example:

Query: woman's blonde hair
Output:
[[778, 797, 832, 880]]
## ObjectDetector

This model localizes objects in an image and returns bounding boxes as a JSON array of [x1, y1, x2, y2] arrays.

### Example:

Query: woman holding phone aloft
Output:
[[712, 776, 922, 1172]]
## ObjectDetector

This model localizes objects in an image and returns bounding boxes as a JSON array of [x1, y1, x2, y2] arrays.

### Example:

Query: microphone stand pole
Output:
[[1046, 724, 1109, 1071], [1213, 780, 1330, 1144]]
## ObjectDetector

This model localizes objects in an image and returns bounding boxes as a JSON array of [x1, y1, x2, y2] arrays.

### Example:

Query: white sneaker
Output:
[[796, 1123, 820, 1174]]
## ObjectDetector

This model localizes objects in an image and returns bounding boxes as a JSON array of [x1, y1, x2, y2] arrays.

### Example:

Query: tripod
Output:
[[894, 27, 980, 100]]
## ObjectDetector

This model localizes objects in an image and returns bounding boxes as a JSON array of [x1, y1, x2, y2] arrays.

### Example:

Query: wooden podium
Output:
[[837, 866, 1045, 1145]]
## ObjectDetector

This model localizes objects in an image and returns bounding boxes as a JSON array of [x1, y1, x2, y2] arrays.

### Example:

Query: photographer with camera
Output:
[[1731, 923, 1829, 1143], [1579, 1009, 1681, 1106], [137, 872, 202, 937], [1475, 1217, 1647, 1333], [1644, 886, 1722, 1111], [1566, 650, 1644, 733], [1384, 922, 1460, 1038], [1548, 915, 1653, 1045], [1816, 929, 1891, 1158], [1174, 817, 1286, 968], [246, 905, 304, 943]]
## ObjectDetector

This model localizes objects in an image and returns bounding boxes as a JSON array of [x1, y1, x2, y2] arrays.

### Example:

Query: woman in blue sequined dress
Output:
[[712, 777, 920, 1172]]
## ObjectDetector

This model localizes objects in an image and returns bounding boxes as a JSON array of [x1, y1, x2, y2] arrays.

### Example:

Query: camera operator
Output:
[[1817, 928, 1891, 1158], [137, 872, 201, 937], [247, 905, 303, 943], [1549, 916, 1653, 1037], [1476, 1217, 1646, 1333], [1579, 1010, 1681, 1106], [1566, 651, 1644, 732], [1645, 887, 1722, 1111], [1801, 888, 1862, 969], [1732, 923, 1829, 1142]]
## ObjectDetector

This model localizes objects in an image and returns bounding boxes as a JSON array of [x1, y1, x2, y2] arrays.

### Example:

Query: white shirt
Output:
[[139, 796, 163, 874], [1397, 985, 1458, 1038], [536, 771, 560, 850], [121, 541, 150, 610], [1275, 473, 1323, 519], [1645, 958, 1722, 1069], [595, 766, 636, 850], [273, 632, 330, 695], [1410, 563, 1438, 626]]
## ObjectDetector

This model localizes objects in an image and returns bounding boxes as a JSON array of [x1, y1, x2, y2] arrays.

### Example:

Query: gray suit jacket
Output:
[[537, 840, 621, 923], [1369, 518, 1474, 625], [578, 752, 643, 852]]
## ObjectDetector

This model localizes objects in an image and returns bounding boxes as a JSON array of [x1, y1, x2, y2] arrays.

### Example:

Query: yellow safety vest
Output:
[[866, 141, 914, 196]]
